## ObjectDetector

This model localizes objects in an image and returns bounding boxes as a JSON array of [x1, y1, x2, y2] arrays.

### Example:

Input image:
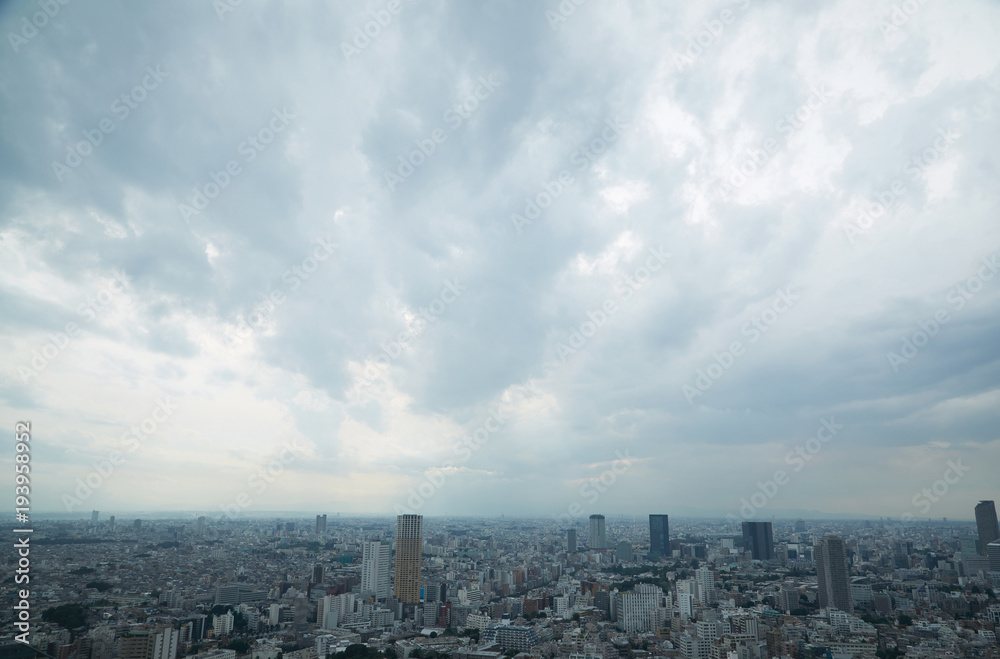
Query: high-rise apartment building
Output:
[[614, 584, 662, 633], [741, 521, 774, 560], [649, 514, 669, 558], [394, 514, 422, 603], [975, 501, 1000, 554], [152, 626, 179, 659], [617, 540, 633, 562], [988, 541, 1000, 572], [815, 535, 851, 611], [119, 631, 155, 659], [567, 529, 577, 552], [213, 611, 235, 636], [695, 566, 715, 603], [588, 514, 606, 549], [362, 540, 391, 600]]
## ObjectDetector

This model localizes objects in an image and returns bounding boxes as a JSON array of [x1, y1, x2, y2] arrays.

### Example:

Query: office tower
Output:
[[315, 514, 327, 534], [794, 519, 807, 532], [649, 514, 669, 558], [362, 540, 391, 600], [566, 529, 577, 553], [91, 510, 99, 525], [394, 514, 422, 603], [976, 501, 1000, 554], [741, 521, 774, 560], [815, 535, 850, 611], [197, 516, 206, 536], [617, 540, 633, 562], [588, 514, 606, 549], [312, 564, 324, 584], [109, 515, 115, 532], [960, 535, 981, 556], [134, 519, 142, 532]]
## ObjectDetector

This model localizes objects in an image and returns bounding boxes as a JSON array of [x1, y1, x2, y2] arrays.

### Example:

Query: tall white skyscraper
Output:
[[695, 566, 714, 604], [361, 540, 391, 600]]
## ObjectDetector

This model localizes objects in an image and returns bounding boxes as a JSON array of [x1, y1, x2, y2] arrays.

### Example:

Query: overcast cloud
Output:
[[2, 0, 999, 521]]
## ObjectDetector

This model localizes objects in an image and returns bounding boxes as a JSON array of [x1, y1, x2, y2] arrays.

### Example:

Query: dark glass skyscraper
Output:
[[742, 521, 774, 560], [975, 501, 999, 554], [649, 514, 669, 558]]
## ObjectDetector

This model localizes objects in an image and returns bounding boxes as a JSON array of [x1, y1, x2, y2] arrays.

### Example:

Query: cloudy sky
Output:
[[2, 0, 999, 523]]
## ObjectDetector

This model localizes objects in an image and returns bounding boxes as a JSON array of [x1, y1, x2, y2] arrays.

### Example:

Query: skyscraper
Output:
[[362, 539, 391, 600], [589, 514, 606, 549], [815, 535, 850, 611], [394, 514, 422, 603], [649, 514, 669, 558], [566, 529, 577, 553], [316, 514, 327, 534], [975, 501, 999, 554], [617, 540, 633, 562], [91, 510, 99, 525], [741, 521, 774, 560], [197, 516, 206, 536]]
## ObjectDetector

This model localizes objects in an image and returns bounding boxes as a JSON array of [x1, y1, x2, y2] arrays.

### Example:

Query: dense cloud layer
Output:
[[1, 0, 998, 522]]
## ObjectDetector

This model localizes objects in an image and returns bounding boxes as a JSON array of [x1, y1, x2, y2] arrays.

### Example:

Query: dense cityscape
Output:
[[3, 503, 1000, 659]]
